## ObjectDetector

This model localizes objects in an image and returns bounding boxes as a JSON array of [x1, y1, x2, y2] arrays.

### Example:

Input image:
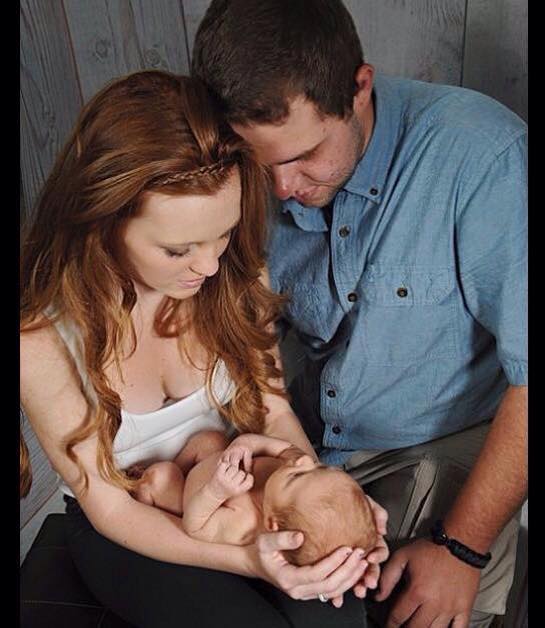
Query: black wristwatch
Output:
[[430, 520, 492, 569]]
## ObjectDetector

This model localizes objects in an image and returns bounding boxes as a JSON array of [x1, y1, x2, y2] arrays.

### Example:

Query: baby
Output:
[[130, 430, 377, 566]]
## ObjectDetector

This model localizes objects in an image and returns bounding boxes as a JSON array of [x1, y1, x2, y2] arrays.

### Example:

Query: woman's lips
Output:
[[177, 277, 205, 289]]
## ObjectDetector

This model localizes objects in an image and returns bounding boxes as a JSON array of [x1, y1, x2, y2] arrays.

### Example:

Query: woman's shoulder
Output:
[[20, 318, 79, 390]]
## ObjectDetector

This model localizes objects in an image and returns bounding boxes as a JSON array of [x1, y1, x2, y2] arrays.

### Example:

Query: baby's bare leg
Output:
[[174, 430, 230, 475], [132, 461, 185, 516]]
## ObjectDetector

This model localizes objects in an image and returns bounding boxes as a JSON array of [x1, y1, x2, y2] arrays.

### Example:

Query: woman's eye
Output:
[[164, 249, 190, 258]]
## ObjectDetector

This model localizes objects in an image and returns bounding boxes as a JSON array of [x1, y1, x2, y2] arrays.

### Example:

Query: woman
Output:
[[20, 70, 385, 628]]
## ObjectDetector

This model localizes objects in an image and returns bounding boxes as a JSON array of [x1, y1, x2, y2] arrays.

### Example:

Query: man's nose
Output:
[[272, 164, 298, 201]]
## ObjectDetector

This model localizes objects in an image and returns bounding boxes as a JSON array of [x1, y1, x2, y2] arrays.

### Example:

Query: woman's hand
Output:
[[249, 530, 370, 605], [348, 495, 390, 603]]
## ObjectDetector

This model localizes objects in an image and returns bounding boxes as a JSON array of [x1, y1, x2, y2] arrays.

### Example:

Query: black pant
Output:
[[64, 497, 367, 628]]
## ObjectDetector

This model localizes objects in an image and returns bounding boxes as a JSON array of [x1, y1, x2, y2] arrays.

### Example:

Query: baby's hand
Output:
[[221, 443, 253, 472], [209, 455, 254, 500]]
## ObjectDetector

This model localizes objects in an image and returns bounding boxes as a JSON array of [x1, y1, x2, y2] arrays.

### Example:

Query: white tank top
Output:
[[46, 309, 236, 497]]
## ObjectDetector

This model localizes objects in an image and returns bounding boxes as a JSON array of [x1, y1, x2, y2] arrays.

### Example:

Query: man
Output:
[[192, 1, 527, 626]]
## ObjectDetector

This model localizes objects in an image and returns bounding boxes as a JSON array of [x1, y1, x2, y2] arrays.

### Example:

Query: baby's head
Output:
[[262, 454, 378, 566]]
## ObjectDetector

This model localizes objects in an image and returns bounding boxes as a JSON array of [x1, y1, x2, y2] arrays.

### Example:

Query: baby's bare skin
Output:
[[182, 450, 283, 544]]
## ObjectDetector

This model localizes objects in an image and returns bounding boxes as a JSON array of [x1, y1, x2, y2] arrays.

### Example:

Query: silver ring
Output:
[[318, 593, 329, 603]]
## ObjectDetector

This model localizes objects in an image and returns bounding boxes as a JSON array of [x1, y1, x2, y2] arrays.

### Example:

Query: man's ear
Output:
[[353, 63, 375, 110], [265, 515, 279, 532]]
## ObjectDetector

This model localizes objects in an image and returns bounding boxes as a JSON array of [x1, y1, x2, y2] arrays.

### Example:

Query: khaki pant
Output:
[[343, 421, 520, 627]]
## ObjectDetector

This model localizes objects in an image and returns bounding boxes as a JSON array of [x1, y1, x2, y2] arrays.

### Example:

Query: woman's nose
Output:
[[190, 246, 220, 277]]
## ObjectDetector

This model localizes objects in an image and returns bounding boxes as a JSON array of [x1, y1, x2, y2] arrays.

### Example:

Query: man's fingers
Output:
[[257, 530, 304, 554], [405, 605, 449, 628], [385, 592, 420, 628], [450, 614, 470, 628], [375, 551, 407, 601]]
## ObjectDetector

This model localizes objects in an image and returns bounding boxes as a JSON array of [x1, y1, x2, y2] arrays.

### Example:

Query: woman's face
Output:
[[121, 169, 241, 300]]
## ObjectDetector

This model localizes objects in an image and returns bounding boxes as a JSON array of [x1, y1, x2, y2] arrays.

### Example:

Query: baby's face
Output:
[[262, 454, 346, 528]]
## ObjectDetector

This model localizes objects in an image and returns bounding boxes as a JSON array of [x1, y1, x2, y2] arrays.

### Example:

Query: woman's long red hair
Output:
[[20, 71, 285, 497]]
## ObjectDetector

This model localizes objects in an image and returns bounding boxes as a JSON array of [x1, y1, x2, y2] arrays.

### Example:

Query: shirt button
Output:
[[332, 425, 342, 435], [370, 187, 379, 196], [327, 389, 336, 398], [397, 287, 408, 298], [347, 292, 358, 302], [338, 225, 351, 238]]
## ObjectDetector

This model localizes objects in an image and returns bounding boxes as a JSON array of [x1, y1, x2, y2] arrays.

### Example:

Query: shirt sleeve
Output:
[[456, 133, 527, 386]]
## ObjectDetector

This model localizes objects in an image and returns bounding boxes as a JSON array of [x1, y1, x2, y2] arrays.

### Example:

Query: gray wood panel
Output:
[[63, 0, 190, 103], [20, 410, 59, 529], [463, 0, 528, 121], [181, 0, 210, 56], [20, 0, 83, 214], [345, 0, 466, 85]]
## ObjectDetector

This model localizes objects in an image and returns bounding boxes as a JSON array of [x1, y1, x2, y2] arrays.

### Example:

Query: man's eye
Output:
[[164, 249, 190, 258]]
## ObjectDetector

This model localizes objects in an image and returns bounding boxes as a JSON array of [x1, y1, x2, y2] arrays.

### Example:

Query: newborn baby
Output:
[[130, 430, 377, 566]]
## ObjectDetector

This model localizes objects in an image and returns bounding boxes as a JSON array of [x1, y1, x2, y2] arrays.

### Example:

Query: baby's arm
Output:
[[223, 433, 306, 470], [182, 453, 254, 539]]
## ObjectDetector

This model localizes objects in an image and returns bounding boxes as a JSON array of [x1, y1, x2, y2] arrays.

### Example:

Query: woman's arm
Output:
[[20, 323, 371, 599], [19, 324, 256, 573]]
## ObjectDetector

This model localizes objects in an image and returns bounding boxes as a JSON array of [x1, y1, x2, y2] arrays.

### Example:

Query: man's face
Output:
[[232, 97, 366, 208]]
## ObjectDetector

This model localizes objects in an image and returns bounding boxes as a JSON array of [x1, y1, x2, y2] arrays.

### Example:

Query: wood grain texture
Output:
[[63, 0, 189, 103], [20, 0, 83, 214], [463, 0, 527, 121], [344, 0, 466, 85], [182, 0, 212, 59]]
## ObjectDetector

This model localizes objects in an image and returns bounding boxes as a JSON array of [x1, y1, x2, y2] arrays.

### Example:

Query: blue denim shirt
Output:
[[267, 74, 527, 465]]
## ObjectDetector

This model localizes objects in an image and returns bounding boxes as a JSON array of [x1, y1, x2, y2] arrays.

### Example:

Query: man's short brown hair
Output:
[[191, 0, 364, 124]]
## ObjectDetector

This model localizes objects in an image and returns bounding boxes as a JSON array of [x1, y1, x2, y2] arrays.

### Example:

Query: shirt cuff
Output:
[[501, 358, 528, 386]]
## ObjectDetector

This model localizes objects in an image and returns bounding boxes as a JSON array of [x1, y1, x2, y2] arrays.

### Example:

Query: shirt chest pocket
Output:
[[359, 266, 458, 366]]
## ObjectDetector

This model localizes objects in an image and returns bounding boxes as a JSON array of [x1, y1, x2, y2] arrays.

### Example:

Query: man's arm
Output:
[[444, 385, 527, 552], [377, 387, 527, 628]]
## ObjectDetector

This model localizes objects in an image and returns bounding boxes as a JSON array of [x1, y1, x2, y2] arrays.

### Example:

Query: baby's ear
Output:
[[265, 515, 279, 532]]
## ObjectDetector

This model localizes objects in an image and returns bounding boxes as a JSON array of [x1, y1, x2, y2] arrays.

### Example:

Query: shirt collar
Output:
[[281, 73, 401, 229], [343, 74, 401, 201]]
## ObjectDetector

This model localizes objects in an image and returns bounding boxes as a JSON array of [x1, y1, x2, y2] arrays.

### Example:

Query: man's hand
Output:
[[251, 530, 370, 605], [375, 538, 481, 628]]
